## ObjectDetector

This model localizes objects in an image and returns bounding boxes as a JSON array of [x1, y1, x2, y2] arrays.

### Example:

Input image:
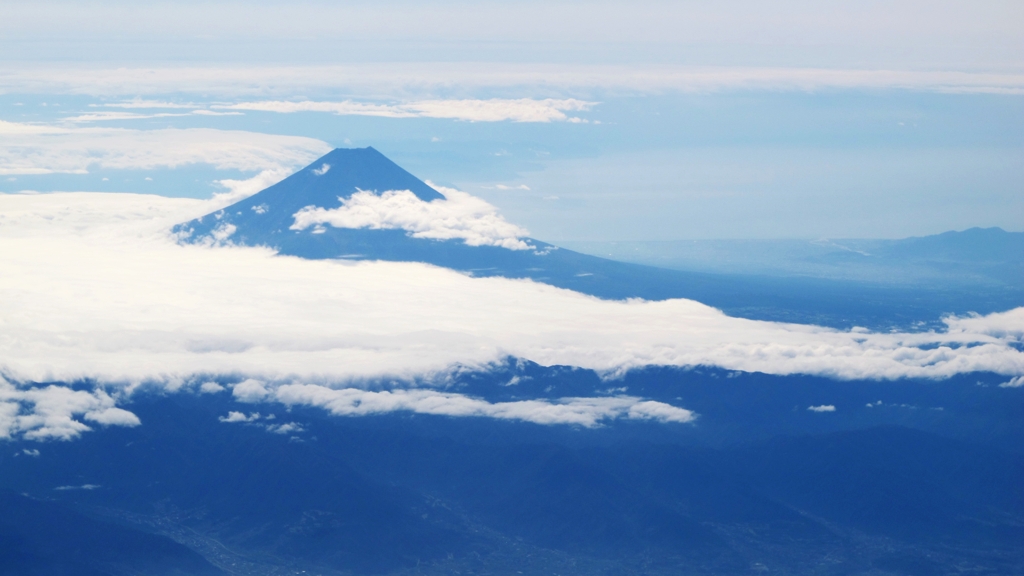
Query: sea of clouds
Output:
[[0, 191, 1021, 441]]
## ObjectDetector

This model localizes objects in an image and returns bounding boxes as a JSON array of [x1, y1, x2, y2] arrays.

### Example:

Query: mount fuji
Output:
[[174, 147, 716, 300], [175, 147, 1022, 330]]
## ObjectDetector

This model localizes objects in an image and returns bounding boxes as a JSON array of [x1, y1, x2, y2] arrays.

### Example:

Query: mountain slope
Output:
[[0, 491, 224, 576], [3, 385, 1022, 575]]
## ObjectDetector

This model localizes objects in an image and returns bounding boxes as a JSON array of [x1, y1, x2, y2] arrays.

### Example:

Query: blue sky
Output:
[[1, 0, 1021, 240]]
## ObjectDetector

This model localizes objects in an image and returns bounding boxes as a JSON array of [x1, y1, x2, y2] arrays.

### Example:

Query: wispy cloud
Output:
[[214, 98, 594, 123], [64, 110, 244, 122], [266, 383, 694, 427], [483, 184, 531, 191], [1000, 376, 1024, 388], [0, 120, 330, 176], [92, 99, 198, 109], [290, 184, 533, 250], [54, 484, 101, 491]]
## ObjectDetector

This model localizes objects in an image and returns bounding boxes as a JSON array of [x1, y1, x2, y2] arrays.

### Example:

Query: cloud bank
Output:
[[291, 185, 533, 250], [2, 192, 1022, 385], [1, 192, 1022, 439], [215, 98, 594, 123], [0, 120, 330, 177]]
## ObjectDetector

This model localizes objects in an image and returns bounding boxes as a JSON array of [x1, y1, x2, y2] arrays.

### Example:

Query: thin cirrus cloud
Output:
[[63, 110, 244, 122], [2, 0, 1018, 72], [3, 65, 1023, 97], [290, 183, 533, 250], [213, 98, 595, 123], [0, 192, 1022, 440], [92, 99, 199, 109]]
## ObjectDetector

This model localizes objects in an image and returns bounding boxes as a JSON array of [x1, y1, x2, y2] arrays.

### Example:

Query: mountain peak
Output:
[[174, 147, 445, 246], [252, 147, 444, 212]]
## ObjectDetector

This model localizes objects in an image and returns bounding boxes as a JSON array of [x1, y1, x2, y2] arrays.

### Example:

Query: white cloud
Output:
[[209, 223, 237, 243], [0, 120, 330, 176], [291, 185, 533, 250], [272, 384, 693, 427], [217, 409, 305, 434], [84, 406, 141, 426], [489, 184, 531, 191], [266, 422, 303, 434], [628, 400, 697, 423], [219, 411, 260, 423], [63, 110, 244, 122], [1000, 376, 1024, 388], [54, 484, 101, 491], [212, 168, 296, 206], [1, 192, 1022, 387], [93, 99, 197, 109], [232, 379, 270, 402], [200, 381, 226, 393], [0, 377, 140, 442], [214, 98, 595, 123], [807, 405, 836, 412], [64, 111, 193, 122], [946, 309, 1024, 342], [0, 191, 1022, 438]]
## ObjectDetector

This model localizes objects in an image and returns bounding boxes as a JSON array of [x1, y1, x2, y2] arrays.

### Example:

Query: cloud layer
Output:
[[291, 185, 532, 250], [4, 65, 1023, 98], [2, 192, 1022, 385], [3, 0, 1020, 78], [0, 120, 330, 176], [216, 99, 594, 123], [0, 192, 1021, 439]]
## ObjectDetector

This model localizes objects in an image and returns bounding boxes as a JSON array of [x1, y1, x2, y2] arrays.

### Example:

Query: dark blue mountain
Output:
[[561, 227, 1024, 287], [0, 491, 223, 576], [3, 367, 1022, 575], [882, 226, 1024, 262]]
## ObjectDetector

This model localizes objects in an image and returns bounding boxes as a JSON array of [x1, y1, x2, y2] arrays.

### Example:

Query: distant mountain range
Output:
[[559, 227, 1024, 287], [175, 147, 1024, 330]]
